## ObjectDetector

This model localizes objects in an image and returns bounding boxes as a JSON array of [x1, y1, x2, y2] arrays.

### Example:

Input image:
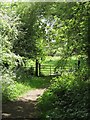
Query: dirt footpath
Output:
[[2, 88, 46, 119]]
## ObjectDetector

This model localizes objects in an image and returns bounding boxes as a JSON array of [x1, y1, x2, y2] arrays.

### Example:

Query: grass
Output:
[[17, 76, 51, 89], [2, 70, 51, 102], [42, 56, 60, 66], [40, 56, 60, 76]]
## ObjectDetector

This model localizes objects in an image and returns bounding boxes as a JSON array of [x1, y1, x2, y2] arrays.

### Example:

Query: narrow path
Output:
[[2, 88, 46, 119]]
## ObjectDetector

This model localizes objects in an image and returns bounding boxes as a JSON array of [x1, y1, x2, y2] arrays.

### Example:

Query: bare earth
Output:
[[2, 88, 46, 119]]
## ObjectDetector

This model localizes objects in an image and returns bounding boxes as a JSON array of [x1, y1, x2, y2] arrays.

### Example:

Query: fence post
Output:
[[39, 63, 41, 76], [35, 59, 39, 77]]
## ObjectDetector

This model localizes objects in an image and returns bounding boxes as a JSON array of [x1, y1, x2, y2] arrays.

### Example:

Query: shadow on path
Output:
[[2, 100, 38, 119], [2, 89, 46, 119]]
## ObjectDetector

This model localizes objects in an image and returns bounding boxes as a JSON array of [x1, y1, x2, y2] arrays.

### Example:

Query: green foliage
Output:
[[1, 5, 90, 120], [13, 2, 46, 59], [2, 69, 16, 102], [0, 3, 24, 102], [38, 74, 89, 119], [0, 3, 22, 69], [55, 55, 88, 77]]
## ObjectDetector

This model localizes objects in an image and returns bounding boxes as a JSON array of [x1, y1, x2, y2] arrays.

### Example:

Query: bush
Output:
[[2, 68, 31, 102], [38, 73, 89, 119], [2, 69, 16, 102]]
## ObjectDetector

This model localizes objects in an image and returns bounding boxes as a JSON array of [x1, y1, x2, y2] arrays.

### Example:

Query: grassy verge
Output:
[[2, 73, 51, 103], [2, 81, 32, 102]]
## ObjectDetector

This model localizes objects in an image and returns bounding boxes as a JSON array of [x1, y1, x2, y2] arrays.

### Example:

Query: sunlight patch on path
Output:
[[18, 88, 46, 101]]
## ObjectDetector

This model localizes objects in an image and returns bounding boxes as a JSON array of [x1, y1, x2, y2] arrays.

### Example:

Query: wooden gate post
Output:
[[39, 63, 41, 76], [36, 59, 39, 76]]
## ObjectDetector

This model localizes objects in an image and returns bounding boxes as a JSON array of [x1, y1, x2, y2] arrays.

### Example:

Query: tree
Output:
[[0, 3, 22, 70], [12, 3, 46, 60], [0, 3, 24, 101], [38, 2, 90, 78]]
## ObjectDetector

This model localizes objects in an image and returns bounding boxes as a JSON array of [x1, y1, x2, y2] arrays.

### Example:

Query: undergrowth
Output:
[[38, 73, 89, 120]]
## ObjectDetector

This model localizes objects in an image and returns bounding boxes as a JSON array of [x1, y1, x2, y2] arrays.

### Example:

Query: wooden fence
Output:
[[24, 64, 80, 76]]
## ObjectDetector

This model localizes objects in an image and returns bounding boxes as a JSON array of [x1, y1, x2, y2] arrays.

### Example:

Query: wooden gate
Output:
[[40, 64, 76, 76], [40, 64, 55, 76]]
